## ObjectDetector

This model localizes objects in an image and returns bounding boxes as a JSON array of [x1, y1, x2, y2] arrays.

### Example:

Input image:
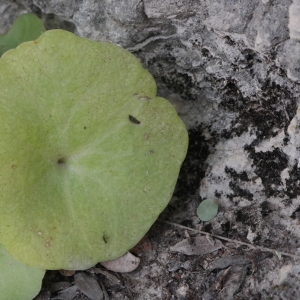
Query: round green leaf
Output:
[[0, 13, 46, 56], [0, 30, 188, 270], [197, 199, 218, 221], [0, 243, 44, 300]]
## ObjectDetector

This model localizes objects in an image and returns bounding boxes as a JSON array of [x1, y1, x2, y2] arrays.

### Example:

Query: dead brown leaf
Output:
[[51, 286, 77, 300], [74, 272, 103, 300], [91, 268, 121, 284], [170, 235, 223, 255], [218, 265, 248, 299], [130, 235, 152, 255], [59, 269, 76, 277], [100, 252, 140, 273], [50, 281, 72, 293], [210, 255, 251, 271]]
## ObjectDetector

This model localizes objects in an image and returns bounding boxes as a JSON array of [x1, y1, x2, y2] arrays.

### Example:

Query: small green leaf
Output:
[[197, 199, 218, 221], [0, 13, 46, 56], [0, 243, 45, 300]]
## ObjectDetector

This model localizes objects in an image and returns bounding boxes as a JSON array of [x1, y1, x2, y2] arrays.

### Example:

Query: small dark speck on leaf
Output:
[[129, 115, 141, 124], [57, 157, 66, 166], [103, 235, 108, 243]]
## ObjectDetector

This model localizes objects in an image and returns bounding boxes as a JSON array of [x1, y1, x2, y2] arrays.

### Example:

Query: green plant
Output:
[[0, 243, 44, 300], [197, 199, 219, 221], [0, 13, 45, 56], [0, 29, 188, 276]]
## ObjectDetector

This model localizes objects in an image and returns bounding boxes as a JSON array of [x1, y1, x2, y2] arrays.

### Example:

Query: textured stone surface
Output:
[[289, 0, 300, 41], [2, 0, 300, 298]]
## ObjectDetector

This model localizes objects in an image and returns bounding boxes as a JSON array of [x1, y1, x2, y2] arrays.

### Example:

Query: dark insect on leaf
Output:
[[129, 115, 141, 124]]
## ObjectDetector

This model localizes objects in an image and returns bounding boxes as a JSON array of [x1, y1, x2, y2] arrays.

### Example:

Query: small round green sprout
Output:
[[197, 199, 219, 221]]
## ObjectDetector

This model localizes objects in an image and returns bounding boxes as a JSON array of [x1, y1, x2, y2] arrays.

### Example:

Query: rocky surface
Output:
[[2, 0, 300, 299]]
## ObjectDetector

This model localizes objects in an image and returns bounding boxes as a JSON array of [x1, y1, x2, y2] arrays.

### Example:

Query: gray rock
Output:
[[277, 40, 300, 83], [204, 0, 257, 33], [245, 0, 290, 53], [289, 1, 300, 40]]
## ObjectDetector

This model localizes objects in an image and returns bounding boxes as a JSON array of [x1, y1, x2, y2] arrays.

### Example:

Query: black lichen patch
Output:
[[215, 191, 222, 198], [224, 35, 236, 46], [290, 206, 300, 220], [201, 47, 213, 58], [218, 80, 252, 138], [228, 181, 253, 201], [247, 148, 288, 197], [219, 79, 297, 140], [225, 167, 253, 201], [142, 40, 198, 101], [260, 201, 273, 217], [221, 221, 232, 235], [235, 207, 258, 231], [225, 167, 250, 182], [240, 48, 258, 68], [225, 205, 263, 242], [231, 205, 262, 244], [285, 163, 300, 199], [160, 70, 196, 101]]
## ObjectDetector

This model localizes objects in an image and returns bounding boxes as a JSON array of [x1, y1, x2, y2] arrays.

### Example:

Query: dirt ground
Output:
[[33, 124, 300, 300]]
